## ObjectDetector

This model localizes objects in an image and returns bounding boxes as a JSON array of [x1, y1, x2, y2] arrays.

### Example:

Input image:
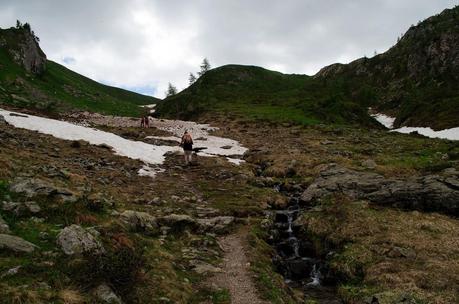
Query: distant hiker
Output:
[[140, 117, 145, 128], [181, 130, 193, 165], [144, 116, 150, 128]]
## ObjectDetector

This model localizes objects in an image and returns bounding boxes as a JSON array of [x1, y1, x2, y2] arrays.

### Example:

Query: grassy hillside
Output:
[[0, 27, 159, 117], [156, 65, 377, 127], [158, 7, 459, 130]]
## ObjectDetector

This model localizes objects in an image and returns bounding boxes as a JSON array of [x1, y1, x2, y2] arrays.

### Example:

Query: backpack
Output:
[[183, 134, 192, 144]]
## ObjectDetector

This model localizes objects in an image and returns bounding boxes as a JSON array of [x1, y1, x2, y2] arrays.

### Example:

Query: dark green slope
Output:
[[0, 26, 159, 117], [156, 64, 377, 127], [315, 5, 459, 129]]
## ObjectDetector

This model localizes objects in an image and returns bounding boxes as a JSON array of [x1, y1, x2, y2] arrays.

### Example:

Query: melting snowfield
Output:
[[371, 112, 459, 141], [0, 108, 248, 177]]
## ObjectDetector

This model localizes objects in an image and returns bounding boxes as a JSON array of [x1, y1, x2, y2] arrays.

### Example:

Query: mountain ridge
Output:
[[157, 6, 459, 130], [0, 25, 159, 117]]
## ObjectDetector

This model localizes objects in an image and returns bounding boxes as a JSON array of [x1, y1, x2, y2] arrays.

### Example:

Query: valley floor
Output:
[[0, 108, 458, 303]]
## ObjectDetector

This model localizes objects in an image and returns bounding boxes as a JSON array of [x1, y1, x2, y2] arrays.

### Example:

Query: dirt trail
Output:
[[211, 230, 269, 304]]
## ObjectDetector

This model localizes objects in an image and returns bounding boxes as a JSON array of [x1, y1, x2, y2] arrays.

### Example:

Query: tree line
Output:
[[15, 20, 40, 44], [165, 58, 211, 97]]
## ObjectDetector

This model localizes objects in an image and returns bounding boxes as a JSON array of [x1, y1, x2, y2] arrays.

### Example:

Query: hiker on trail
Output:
[[181, 130, 193, 165], [140, 117, 145, 128], [144, 116, 150, 128]]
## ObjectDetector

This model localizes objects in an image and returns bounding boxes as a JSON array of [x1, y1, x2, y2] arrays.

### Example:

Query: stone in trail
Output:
[[209, 231, 269, 304]]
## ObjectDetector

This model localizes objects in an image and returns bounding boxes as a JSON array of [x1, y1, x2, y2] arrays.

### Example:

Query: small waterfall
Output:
[[269, 182, 340, 303], [307, 264, 321, 286]]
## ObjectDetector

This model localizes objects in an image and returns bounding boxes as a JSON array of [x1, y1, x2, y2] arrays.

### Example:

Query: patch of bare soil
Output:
[[210, 229, 269, 304]]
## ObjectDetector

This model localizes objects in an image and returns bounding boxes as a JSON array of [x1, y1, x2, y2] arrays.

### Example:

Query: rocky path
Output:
[[211, 230, 269, 304]]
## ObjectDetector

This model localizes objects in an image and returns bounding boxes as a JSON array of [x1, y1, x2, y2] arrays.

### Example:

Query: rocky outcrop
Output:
[[314, 6, 459, 129], [301, 165, 459, 215], [9, 177, 79, 203], [0, 27, 47, 75], [119, 210, 158, 235], [57, 224, 104, 256], [92, 283, 123, 304], [0, 234, 38, 253]]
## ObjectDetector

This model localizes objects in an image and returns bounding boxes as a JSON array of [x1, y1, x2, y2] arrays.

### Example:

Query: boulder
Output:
[[0, 234, 38, 253], [0, 114, 7, 124], [197, 216, 235, 233], [301, 164, 459, 216], [119, 210, 158, 235], [9, 178, 78, 203], [0, 215, 10, 234], [57, 224, 104, 255], [93, 283, 123, 304]]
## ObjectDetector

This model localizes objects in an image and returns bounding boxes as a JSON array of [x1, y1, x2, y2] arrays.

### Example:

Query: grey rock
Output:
[[93, 283, 123, 304], [301, 164, 459, 215], [0, 114, 7, 124], [119, 210, 158, 235], [197, 216, 235, 233], [1, 200, 40, 216], [24, 201, 41, 213], [57, 224, 104, 255], [9, 178, 78, 202], [0, 215, 10, 234], [157, 214, 198, 231], [0, 234, 38, 253], [361, 159, 377, 169]]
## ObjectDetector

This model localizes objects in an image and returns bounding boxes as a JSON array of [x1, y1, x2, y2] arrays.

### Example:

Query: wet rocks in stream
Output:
[[268, 185, 340, 302]]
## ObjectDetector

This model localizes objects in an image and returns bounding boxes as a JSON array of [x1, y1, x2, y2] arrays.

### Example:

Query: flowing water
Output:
[[269, 186, 341, 303]]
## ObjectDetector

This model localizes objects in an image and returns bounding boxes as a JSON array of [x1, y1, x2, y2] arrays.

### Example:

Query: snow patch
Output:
[[370, 111, 459, 141], [370, 113, 395, 129], [0, 109, 180, 166], [392, 126, 459, 141], [0, 108, 250, 177], [226, 158, 245, 165]]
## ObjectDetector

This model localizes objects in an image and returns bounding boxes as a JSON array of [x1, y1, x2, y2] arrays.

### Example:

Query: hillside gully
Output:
[[267, 182, 341, 303]]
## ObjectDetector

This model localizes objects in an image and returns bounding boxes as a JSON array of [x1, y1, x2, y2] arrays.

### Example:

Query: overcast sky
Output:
[[0, 1, 457, 98]]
